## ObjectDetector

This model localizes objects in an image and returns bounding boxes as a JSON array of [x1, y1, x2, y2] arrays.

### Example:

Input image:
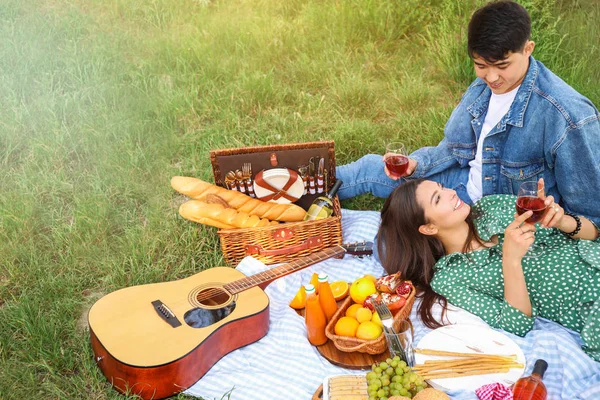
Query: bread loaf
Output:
[[171, 176, 306, 222], [179, 200, 279, 229]]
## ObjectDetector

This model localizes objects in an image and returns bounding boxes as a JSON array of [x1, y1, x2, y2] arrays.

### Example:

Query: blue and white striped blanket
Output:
[[185, 209, 600, 400]]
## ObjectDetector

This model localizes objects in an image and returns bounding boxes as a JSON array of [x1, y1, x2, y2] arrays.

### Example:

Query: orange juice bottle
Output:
[[318, 273, 338, 322], [304, 284, 327, 346]]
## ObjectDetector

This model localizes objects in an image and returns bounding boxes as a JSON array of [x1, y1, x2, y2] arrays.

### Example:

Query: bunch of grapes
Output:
[[366, 356, 427, 400]]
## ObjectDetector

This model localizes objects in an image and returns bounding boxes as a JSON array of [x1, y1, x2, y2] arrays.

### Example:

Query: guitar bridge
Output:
[[151, 300, 182, 328]]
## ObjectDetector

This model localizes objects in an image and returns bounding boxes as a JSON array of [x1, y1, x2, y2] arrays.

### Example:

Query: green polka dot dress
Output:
[[430, 194, 600, 361]]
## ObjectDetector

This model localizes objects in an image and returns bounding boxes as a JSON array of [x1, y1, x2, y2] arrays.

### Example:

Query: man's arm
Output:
[[408, 136, 466, 179], [553, 117, 600, 229]]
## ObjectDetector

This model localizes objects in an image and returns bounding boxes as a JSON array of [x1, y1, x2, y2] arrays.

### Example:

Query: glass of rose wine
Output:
[[384, 142, 410, 179], [516, 181, 547, 257]]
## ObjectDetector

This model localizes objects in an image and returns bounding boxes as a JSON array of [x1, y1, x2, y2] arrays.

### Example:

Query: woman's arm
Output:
[[431, 269, 535, 337], [501, 211, 536, 316]]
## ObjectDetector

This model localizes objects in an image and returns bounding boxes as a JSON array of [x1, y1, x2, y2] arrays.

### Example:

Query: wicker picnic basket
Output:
[[210, 141, 342, 265], [325, 286, 417, 355]]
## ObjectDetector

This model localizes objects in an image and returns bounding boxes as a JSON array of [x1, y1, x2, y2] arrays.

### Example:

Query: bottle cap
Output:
[[318, 273, 329, 283], [327, 179, 343, 198], [532, 359, 548, 378], [304, 284, 316, 294]]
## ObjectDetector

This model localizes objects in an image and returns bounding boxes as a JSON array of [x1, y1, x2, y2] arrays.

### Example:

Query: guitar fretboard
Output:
[[223, 246, 346, 294]]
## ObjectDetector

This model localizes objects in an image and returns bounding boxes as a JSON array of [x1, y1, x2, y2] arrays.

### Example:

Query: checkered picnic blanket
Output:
[[185, 209, 600, 400]]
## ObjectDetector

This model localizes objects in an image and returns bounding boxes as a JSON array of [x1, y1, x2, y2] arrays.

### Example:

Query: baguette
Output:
[[171, 176, 306, 222], [179, 200, 279, 229]]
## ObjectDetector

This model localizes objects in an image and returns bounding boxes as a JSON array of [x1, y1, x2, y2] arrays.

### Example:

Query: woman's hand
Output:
[[504, 211, 536, 262], [536, 178, 565, 228], [541, 194, 564, 228]]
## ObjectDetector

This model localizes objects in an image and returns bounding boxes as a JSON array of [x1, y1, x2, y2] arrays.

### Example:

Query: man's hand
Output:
[[383, 156, 417, 180]]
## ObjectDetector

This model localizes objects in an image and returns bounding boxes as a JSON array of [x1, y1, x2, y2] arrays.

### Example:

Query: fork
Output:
[[242, 163, 255, 198], [372, 300, 413, 366]]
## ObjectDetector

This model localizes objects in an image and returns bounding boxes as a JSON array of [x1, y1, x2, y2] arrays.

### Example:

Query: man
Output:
[[337, 0, 600, 229]]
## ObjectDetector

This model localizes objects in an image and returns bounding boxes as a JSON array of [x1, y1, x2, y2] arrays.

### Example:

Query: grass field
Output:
[[1, 0, 599, 398]]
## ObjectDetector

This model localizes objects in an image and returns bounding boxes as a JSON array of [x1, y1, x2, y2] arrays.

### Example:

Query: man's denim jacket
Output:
[[411, 56, 600, 227]]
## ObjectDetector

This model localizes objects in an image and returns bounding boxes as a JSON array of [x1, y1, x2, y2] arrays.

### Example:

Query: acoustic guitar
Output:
[[88, 242, 372, 399]]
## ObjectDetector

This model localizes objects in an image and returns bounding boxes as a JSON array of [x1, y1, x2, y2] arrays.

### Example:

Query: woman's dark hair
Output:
[[377, 179, 483, 329], [468, 1, 531, 62]]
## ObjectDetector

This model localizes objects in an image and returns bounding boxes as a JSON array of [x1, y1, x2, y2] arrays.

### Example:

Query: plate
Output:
[[253, 168, 304, 204], [415, 324, 525, 391]]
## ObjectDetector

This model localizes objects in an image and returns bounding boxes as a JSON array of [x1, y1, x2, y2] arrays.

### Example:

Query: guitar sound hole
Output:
[[184, 287, 236, 328], [197, 287, 229, 306], [184, 302, 236, 328]]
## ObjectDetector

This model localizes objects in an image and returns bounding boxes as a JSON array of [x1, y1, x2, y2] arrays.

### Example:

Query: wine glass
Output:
[[384, 142, 410, 179], [516, 181, 547, 257]]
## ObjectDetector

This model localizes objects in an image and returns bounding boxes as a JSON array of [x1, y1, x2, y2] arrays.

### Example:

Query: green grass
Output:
[[0, 0, 598, 398]]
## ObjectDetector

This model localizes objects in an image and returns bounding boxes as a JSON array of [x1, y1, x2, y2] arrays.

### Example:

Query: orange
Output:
[[310, 273, 320, 294], [330, 281, 349, 301], [289, 286, 307, 310], [356, 321, 383, 340], [334, 316, 360, 337], [345, 303, 363, 319], [356, 307, 373, 323], [349, 278, 377, 304]]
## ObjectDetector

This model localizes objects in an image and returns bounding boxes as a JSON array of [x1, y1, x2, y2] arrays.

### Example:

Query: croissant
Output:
[[178, 200, 279, 229], [171, 176, 306, 222]]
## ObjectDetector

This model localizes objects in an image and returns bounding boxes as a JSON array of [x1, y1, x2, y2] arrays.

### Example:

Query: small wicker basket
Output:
[[325, 287, 416, 355]]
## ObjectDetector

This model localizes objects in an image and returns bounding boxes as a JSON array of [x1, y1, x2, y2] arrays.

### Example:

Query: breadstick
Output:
[[171, 176, 306, 222], [415, 348, 517, 359], [420, 367, 511, 380]]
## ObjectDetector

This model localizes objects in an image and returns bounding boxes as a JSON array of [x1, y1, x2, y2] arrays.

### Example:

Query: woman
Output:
[[377, 179, 600, 361]]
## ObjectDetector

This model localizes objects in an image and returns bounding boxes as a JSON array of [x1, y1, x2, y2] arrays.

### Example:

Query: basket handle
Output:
[[245, 236, 323, 256]]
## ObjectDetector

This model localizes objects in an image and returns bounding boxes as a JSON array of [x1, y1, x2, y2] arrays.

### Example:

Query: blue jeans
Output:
[[337, 154, 473, 204], [337, 154, 473, 263]]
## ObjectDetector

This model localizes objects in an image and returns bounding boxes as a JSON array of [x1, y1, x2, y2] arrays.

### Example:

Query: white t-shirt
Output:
[[466, 86, 520, 203]]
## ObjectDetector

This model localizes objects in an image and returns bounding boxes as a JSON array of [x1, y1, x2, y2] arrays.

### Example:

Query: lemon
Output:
[[349, 278, 377, 304], [345, 303, 363, 319], [356, 321, 383, 340], [371, 311, 383, 328], [363, 274, 378, 284], [355, 307, 373, 323]]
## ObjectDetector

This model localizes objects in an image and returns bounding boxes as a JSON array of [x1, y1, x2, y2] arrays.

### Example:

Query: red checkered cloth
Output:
[[475, 382, 513, 400]]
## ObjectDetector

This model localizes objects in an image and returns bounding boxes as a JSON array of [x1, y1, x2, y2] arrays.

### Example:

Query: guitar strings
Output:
[[191, 247, 345, 303]]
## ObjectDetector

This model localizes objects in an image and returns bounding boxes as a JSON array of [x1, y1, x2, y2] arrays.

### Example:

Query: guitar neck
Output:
[[224, 245, 346, 294]]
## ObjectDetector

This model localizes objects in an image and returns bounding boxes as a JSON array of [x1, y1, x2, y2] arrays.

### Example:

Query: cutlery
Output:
[[317, 158, 324, 193], [324, 169, 328, 194], [242, 163, 255, 198], [298, 165, 308, 195], [225, 171, 238, 191], [308, 158, 316, 194], [372, 299, 414, 366], [235, 169, 247, 194]]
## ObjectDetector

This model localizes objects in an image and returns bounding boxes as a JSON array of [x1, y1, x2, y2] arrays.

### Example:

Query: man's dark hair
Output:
[[468, 1, 531, 62]]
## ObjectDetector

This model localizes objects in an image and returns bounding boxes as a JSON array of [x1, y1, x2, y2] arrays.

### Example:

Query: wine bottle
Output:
[[513, 359, 548, 400], [303, 179, 342, 221]]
